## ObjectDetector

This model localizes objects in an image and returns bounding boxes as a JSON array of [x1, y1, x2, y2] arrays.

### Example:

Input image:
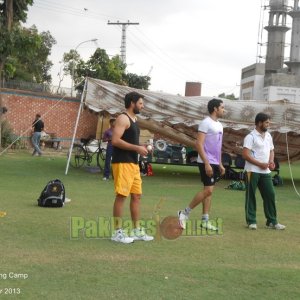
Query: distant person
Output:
[[178, 99, 225, 231], [0, 106, 8, 115], [102, 118, 115, 180], [242, 112, 285, 230], [111, 91, 154, 243], [32, 113, 44, 156]]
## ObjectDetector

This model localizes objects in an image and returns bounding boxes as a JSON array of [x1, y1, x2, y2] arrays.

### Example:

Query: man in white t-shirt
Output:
[[242, 112, 285, 230], [178, 98, 225, 231]]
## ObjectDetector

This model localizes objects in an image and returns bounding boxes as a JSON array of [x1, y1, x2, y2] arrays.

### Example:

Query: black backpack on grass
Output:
[[37, 179, 65, 207]]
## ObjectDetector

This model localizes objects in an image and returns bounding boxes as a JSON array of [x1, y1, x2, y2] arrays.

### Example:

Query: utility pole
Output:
[[107, 21, 139, 64]]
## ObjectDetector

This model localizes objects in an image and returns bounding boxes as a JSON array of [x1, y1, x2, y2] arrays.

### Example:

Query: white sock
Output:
[[184, 207, 192, 215], [202, 214, 209, 221]]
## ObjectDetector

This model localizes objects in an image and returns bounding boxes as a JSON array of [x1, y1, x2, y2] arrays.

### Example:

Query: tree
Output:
[[0, 0, 34, 81], [124, 73, 150, 90], [0, 0, 34, 148], [218, 93, 238, 100], [11, 26, 56, 83], [62, 47, 151, 92], [0, 0, 55, 84], [0, 0, 33, 28]]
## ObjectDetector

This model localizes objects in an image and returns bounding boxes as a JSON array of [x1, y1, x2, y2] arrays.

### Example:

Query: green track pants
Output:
[[245, 172, 277, 225]]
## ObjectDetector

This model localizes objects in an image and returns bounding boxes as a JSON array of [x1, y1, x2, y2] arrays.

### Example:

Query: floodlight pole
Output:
[[70, 38, 98, 97]]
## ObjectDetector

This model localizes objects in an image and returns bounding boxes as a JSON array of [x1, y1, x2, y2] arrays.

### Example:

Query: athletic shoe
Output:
[[201, 220, 218, 231], [248, 224, 257, 230], [266, 223, 286, 230], [102, 177, 108, 181], [131, 228, 154, 241], [178, 210, 189, 229], [111, 229, 134, 243], [64, 198, 71, 204]]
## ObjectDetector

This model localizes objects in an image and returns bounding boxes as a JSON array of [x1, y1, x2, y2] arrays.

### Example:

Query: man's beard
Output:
[[133, 107, 140, 114], [261, 126, 268, 132]]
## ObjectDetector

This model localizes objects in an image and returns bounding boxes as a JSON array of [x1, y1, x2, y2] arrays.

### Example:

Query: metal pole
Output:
[[70, 39, 98, 97], [65, 78, 88, 175], [107, 21, 139, 64]]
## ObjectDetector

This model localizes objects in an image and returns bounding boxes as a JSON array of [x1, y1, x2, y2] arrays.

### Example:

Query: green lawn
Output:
[[1, 151, 300, 299]]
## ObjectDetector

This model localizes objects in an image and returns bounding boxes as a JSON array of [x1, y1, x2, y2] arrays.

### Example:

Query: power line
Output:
[[30, 0, 240, 95], [33, 0, 118, 22]]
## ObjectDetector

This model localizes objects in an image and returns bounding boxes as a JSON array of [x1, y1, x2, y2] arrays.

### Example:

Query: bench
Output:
[[41, 132, 61, 150]]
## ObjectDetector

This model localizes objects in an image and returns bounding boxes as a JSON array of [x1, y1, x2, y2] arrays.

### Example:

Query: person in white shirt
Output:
[[242, 112, 285, 230]]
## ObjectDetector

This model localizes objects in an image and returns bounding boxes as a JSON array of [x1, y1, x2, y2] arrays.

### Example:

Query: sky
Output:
[[24, 0, 266, 97]]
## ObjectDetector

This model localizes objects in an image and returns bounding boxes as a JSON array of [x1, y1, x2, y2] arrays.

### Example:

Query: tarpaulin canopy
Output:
[[83, 77, 300, 162]]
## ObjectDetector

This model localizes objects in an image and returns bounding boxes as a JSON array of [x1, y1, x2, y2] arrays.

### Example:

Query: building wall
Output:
[[240, 75, 265, 100], [263, 86, 300, 102], [0, 89, 98, 147], [240, 63, 265, 100]]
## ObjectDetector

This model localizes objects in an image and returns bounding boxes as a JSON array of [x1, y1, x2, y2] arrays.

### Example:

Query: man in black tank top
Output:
[[111, 92, 154, 243]]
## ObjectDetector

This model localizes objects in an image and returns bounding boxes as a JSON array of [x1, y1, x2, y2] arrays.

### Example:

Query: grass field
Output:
[[1, 150, 300, 299]]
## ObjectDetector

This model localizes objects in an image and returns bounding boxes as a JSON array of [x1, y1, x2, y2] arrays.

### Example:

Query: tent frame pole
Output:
[[65, 78, 88, 175]]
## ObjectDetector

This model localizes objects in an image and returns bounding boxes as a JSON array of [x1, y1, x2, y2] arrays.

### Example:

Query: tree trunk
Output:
[[6, 0, 14, 31]]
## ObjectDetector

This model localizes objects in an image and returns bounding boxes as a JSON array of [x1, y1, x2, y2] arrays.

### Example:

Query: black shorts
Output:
[[198, 163, 221, 186]]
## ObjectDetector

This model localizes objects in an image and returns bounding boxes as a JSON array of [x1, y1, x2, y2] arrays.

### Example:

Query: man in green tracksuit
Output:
[[242, 112, 285, 230]]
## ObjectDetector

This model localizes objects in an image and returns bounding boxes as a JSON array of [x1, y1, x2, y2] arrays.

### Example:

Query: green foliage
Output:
[[0, 1, 55, 83], [11, 26, 56, 83], [0, 25, 56, 83], [63, 47, 151, 91], [0, 119, 19, 147], [124, 72, 151, 90], [0, 28, 13, 60], [218, 92, 239, 100], [0, 0, 33, 26]]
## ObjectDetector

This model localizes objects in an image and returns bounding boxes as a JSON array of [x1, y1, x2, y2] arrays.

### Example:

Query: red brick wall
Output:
[[0, 89, 98, 147]]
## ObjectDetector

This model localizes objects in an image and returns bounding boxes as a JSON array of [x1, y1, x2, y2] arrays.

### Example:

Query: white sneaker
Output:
[[178, 210, 189, 229], [131, 228, 154, 241], [102, 177, 108, 181], [111, 229, 134, 243], [64, 198, 71, 204], [201, 220, 218, 231], [248, 224, 257, 230], [266, 223, 286, 230]]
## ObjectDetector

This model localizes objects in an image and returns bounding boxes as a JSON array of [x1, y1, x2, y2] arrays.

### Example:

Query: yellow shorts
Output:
[[112, 163, 142, 197]]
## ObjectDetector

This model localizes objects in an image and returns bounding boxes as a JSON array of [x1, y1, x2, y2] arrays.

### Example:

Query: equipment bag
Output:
[[225, 180, 246, 191], [37, 179, 65, 207]]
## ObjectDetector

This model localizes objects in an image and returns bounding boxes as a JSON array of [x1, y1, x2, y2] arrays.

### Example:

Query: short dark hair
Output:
[[207, 98, 223, 114], [124, 92, 144, 108], [36, 113, 41, 118], [0, 106, 8, 114], [109, 118, 116, 125], [255, 112, 270, 125]]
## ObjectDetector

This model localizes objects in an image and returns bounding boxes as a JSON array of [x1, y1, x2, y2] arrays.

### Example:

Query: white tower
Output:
[[264, 0, 290, 73], [285, 0, 300, 75]]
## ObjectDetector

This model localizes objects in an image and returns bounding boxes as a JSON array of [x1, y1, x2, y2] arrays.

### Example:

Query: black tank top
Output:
[[112, 113, 140, 164]]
